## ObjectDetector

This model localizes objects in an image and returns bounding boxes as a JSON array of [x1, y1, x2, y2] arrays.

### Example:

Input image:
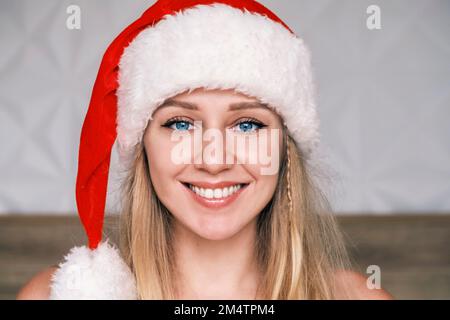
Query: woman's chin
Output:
[[187, 223, 242, 241], [198, 228, 239, 241]]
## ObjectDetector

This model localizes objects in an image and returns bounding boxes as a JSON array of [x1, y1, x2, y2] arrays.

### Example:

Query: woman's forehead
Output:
[[154, 88, 283, 119]]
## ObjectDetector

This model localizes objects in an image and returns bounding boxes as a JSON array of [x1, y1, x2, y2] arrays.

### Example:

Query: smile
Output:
[[188, 183, 244, 199], [181, 181, 250, 209]]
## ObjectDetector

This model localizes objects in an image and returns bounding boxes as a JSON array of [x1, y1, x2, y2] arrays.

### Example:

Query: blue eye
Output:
[[234, 120, 266, 133], [162, 119, 194, 131], [173, 121, 192, 131]]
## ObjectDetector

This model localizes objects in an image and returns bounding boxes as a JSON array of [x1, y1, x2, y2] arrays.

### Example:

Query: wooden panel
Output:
[[1, 214, 449, 299], [337, 215, 450, 299]]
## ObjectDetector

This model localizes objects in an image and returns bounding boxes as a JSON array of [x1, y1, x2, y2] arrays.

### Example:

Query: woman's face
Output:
[[143, 88, 283, 240]]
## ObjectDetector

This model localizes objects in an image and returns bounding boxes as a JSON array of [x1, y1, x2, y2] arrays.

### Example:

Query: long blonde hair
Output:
[[119, 125, 352, 299]]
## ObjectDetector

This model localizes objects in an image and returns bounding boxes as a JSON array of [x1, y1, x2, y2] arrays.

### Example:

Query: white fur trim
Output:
[[49, 241, 137, 300], [117, 3, 319, 166]]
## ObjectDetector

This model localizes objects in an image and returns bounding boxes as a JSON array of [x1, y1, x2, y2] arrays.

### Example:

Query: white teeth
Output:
[[213, 189, 222, 199], [205, 189, 214, 199], [188, 184, 243, 199]]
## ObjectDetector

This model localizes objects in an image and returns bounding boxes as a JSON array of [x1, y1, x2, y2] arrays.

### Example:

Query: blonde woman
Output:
[[17, 0, 393, 300]]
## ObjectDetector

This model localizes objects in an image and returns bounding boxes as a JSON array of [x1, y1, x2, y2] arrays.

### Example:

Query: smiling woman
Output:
[[17, 0, 393, 300], [133, 88, 284, 299], [121, 87, 351, 299]]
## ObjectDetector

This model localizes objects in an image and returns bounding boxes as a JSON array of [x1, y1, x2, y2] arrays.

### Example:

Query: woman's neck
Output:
[[172, 219, 261, 300]]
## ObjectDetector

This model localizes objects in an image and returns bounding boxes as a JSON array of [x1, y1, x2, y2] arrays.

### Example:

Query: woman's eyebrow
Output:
[[228, 101, 270, 111], [158, 98, 198, 110], [158, 98, 269, 111]]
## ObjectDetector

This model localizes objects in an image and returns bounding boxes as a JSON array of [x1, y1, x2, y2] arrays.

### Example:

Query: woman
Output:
[[17, 0, 392, 300]]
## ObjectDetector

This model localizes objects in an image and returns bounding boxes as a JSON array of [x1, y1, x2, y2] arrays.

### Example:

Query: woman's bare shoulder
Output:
[[333, 269, 394, 300], [16, 266, 58, 300]]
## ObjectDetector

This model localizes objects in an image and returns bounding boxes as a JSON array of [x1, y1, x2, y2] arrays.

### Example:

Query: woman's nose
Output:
[[194, 161, 233, 175], [192, 131, 234, 175]]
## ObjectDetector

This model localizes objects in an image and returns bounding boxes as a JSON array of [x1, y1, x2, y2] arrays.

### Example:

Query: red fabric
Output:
[[76, 0, 294, 250]]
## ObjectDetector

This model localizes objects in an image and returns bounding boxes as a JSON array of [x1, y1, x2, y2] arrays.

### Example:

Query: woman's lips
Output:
[[181, 181, 250, 209]]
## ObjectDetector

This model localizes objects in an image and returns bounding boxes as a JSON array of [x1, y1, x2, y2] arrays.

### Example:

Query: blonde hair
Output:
[[119, 125, 352, 299]]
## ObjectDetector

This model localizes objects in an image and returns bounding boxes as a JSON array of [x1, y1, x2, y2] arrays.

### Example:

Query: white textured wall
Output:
[[0, 0, 449, 215]]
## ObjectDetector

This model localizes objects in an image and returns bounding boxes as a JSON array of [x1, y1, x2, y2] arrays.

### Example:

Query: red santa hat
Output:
[[50, 0, 319, 299]]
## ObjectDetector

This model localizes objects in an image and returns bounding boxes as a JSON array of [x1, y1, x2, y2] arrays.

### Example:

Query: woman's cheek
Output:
[[246, 159, 279, 196], [145, 127, 175, 189]]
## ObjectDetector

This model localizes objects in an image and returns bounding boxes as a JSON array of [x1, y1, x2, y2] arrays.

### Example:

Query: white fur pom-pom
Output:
[[49, 241, 137, 300]]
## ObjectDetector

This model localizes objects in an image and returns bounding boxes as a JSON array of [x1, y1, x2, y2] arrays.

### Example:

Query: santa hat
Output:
[[50, 0, 319, 299]]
